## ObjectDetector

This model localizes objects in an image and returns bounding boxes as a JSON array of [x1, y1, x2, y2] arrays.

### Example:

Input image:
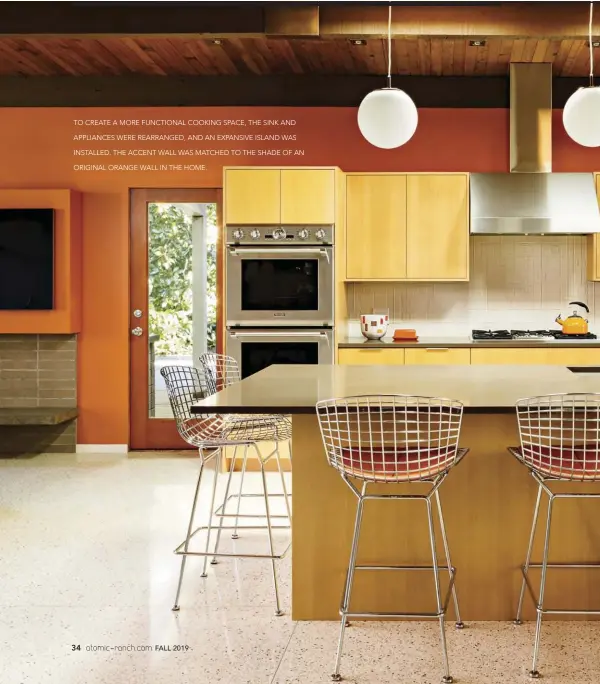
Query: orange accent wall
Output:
[[0, 107, 597, 445], [0, 189, 82, 333]]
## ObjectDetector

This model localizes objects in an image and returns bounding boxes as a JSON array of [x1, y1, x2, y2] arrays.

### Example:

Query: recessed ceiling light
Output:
[[469, 40, 487, 47], [211, 39, 223, 46], [350, 39, 367, 46]]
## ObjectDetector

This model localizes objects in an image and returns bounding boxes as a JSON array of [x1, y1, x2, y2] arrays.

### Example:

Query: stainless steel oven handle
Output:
[[229, 331, 330, 338], [228, 248, 331, 264]]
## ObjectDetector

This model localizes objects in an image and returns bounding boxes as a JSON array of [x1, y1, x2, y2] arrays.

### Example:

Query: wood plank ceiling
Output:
[[0, 36, 595, 77]]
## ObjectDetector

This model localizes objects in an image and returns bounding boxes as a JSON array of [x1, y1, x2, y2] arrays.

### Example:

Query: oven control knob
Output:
[[272, 228, 287, 240], [250, 229, 261, 240], [298, 229, 310, 240], [232, 229, 245, 240], [315, 228, 326, 241]]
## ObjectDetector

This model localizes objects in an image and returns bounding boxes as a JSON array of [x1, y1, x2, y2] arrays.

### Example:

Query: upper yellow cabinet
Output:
[[225, 169, 281, 224], [406, 174, 469, 280], [345, 172, 469, 281], [225, 168, 335, 225], [281, 169, 335, 224], [346, 175, 407, 280], [586, 174, 600, 281]]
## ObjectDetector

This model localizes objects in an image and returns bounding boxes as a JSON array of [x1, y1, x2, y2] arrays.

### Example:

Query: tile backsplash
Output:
[[346, 236, 600, 336]]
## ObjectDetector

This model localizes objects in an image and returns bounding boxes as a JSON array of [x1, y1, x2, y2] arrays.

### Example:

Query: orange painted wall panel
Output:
[[0, 188, 82, 333], [0, 107, 597, 445]]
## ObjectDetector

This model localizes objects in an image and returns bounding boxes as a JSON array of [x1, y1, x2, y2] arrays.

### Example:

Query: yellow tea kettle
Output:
[[555, 301, 589, 335]]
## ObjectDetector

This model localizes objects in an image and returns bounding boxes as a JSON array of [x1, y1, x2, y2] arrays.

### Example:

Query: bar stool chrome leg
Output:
[[514, 483, 543, 626], [435, 489, 464, 630], [274, 443, 292, 528], [529, 493, 554, 679], [211, 446, 238, 564], [172, 453, 209, 611], [232, 444, 249, 539], [201, 449, 221, 578], [332, 484, 366, 682], [257, 444, 284, 616], [427, 497, 453, 684]]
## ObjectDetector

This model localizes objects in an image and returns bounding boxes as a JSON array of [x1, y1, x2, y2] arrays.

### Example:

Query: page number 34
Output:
[[72, 645, 81, 651]]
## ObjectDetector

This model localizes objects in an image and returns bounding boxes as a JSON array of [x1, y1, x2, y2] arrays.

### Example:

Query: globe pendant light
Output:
[[563, 2, 600, 147], [357, 3, 418, 149]]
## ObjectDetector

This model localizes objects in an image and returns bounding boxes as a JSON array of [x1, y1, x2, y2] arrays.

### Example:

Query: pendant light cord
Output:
[[590, 2, 595, 87], [387, 2, 392, 88]]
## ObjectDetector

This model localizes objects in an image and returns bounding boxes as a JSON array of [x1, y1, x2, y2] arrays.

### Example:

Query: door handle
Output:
[[131, 327, 143, 337]]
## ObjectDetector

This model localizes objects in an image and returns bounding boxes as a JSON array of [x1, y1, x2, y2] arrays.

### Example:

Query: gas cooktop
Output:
[[471, 329, 598, 341]]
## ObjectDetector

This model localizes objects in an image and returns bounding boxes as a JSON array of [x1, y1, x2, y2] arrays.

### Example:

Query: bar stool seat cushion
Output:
[[509, 445, 600, 480], [338, 445, 468, 481]]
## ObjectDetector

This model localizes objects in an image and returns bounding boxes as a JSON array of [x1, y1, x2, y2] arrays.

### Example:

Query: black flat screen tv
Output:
[[0, 209, 54, 310]]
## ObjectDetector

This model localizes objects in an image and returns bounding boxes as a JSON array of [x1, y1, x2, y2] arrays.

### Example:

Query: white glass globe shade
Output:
[[357, 87, 418, 149], [563, 86, 600, 147]]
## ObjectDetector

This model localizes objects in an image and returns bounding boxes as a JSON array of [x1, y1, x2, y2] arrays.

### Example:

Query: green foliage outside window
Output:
[[148, 203, 217, 356]]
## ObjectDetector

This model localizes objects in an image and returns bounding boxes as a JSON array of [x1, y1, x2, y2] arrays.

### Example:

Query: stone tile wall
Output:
[[0, 334, 77, 454]]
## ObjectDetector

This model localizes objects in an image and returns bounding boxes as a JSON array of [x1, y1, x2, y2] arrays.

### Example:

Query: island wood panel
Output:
[[292, 412, 600, 621], [224, 168, 281, 224], [471, 348, 600, 365], [406, 174, 469, 281], [345, 174, 407, 280], [404, 348, 471, 365], [280, 169, 335, 224], [338, 348, 406, 365]]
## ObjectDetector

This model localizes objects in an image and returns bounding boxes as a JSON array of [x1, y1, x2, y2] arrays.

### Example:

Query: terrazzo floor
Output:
[[1, 452, 600, 684]]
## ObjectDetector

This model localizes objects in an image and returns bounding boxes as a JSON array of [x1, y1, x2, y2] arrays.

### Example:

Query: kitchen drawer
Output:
[[405, 348, 471, 365], [471, 348, 600, 365], [338, 348, 405, 365]]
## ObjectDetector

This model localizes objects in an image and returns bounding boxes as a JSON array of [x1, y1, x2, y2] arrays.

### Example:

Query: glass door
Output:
[[130, 188, 222, 449]]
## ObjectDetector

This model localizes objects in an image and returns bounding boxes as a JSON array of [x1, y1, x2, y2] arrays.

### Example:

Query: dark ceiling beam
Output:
[[0, 2, 266, 36], [0, 75, 587, 108], [0, 2, 593, 39]]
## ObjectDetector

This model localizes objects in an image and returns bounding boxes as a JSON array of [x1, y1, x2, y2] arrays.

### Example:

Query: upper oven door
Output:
[[226, 246, 334, 326]]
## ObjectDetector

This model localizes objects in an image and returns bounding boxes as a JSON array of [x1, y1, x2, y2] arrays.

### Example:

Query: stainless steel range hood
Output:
[[470, 63, 600, 235]]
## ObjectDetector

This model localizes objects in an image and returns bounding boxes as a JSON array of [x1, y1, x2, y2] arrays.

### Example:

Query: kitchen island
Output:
[[192, 364, 600, 621]]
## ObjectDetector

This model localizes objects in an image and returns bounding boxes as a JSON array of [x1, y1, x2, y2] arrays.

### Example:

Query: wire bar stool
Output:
[[199, 352, 292, 537], [509, 392, 600, 679], [161, 365, 292, 616], [316, 395, 469, 684]]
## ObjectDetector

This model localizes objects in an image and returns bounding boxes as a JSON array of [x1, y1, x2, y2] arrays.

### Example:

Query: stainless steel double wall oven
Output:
[[225, 225, 334, 378]]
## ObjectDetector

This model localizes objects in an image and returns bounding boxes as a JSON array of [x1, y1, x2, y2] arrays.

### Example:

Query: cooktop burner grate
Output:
[[471, 329, 598, 341]]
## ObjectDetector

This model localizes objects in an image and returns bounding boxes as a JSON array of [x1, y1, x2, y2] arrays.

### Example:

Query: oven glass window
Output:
[[241, 342, 319, 378], [241, 259, 318, 311]]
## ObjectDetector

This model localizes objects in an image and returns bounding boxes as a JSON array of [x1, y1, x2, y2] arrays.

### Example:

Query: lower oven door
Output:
[[226, 246, 334, 326], [226, 328, 334, 379]]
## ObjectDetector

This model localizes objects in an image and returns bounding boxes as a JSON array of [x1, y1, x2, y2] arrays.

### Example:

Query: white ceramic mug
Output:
[[360, 313, 389, 340]]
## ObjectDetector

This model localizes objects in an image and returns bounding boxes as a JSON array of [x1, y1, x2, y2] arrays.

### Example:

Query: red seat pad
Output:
[[515, 444, 600, 476], [339, 445, 456, 474]]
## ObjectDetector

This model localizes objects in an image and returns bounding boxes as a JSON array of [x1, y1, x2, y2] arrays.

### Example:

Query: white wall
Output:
[[346, 236, 600, 337]]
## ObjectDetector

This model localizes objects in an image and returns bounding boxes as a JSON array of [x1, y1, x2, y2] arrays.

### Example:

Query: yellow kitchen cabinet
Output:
[[338, 348, 405, 365], [406, 174, 469, 280], [405, 348, 471, 365], [281, 169, 335, 224], [471, 348, 600, 365], [225, 169, 281, 224], [346, 175, 407, 279], [586, 175, 600, 280]]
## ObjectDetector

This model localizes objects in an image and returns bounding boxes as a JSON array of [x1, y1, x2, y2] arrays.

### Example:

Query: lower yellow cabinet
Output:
[[338, 348, 405, 365], [405, 348, 471, 365], [471, 348, 600, 365]]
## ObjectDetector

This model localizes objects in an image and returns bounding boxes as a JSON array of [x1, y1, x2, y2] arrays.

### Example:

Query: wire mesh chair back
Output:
[[515, 393, 600, 481], [316, 395, 465, 483], [160, 365, 224, 447], [199, 353, 241, 395]]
